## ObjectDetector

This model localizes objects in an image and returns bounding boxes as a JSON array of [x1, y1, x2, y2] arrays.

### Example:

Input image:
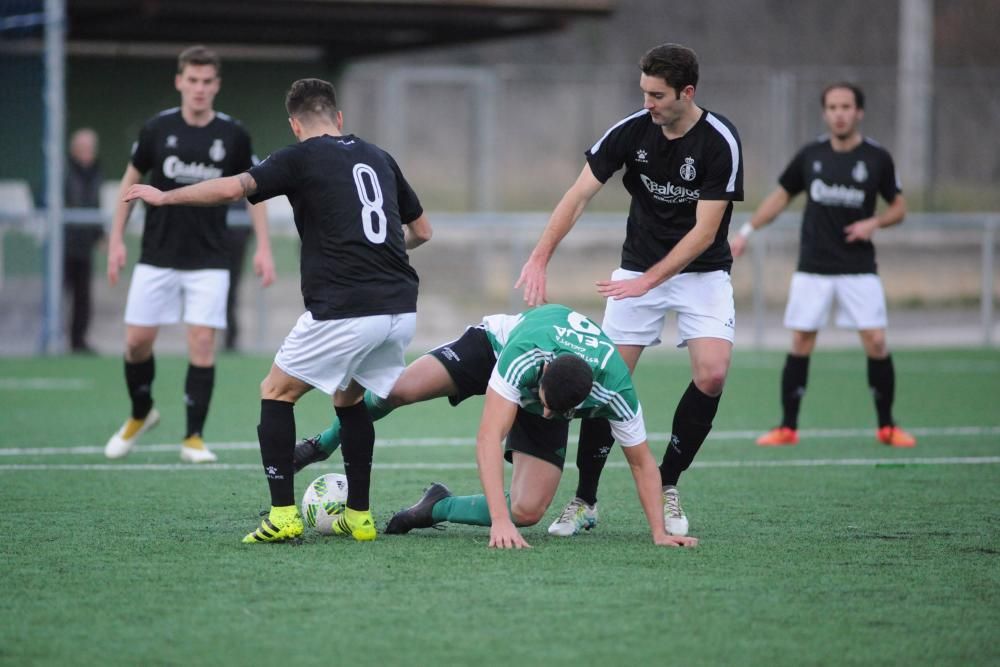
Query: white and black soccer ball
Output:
[[301, 473, 348, 535]]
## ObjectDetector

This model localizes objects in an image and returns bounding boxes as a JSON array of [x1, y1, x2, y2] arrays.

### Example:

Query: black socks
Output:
[[257, 399, 296, 507], [660, 382, 721, 487], [337, 401, 375, 512], [184, 364, 215, 438], [124, 356, 155, 419], [781, 354, 810, 429], [574, 418, 614, 506], [867, 355, 896, 428]]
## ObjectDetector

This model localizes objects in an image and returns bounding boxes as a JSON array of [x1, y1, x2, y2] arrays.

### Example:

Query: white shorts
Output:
[[275, 311, 416, 397], [601, 268, 735, 348], [123, 263, 229, 329], [783, 272, 888, 331]]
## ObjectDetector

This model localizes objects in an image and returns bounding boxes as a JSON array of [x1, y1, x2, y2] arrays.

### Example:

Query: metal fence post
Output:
[[982, 216, 997, 347]]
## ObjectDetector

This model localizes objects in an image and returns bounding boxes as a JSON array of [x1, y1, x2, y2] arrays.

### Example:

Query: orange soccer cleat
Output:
[[755, 426, 799, 447], [877, 425, 917, 448]]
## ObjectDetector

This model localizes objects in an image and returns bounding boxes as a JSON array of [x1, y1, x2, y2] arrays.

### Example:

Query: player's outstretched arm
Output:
[[731, 186, 791, 257], [621, 442, 698, 547], [516, 164, 604, 306], [404, 213, 433, 250], [476, 390, 530, 549], [124, 173, 250, 208]]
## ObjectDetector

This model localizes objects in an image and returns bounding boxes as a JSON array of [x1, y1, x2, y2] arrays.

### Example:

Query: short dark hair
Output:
[[177, 45, 220, 75], [285, 78, 339, 122], [539, 354, 593, 413], [821, 82, 865, 110], [639, 43, 699, 93]]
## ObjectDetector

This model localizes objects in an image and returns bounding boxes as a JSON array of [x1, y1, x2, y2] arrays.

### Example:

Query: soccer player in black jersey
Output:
[[104, 46, 276, 464], [516, 43, 743, 537], [731, 82, 916, 448], [125, 78, 433, 543]]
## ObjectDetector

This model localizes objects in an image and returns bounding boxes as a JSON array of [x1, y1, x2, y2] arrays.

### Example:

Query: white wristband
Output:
[[738, 222, 754, 239]]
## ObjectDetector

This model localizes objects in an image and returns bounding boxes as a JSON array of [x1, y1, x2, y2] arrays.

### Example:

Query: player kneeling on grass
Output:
[[125, 78, 432, 544], [295, 304, 697, 548]]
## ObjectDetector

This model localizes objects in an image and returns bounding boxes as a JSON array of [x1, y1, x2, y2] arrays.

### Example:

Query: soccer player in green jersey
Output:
[[294, 304, 697, 548]]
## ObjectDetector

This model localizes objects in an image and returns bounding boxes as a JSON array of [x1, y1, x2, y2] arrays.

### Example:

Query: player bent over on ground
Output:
[[295, 304, 697, 548], [126, 78, 432, 543]]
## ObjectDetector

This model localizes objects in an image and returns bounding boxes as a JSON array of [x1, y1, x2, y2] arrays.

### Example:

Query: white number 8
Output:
[[352, 162, 387, 244]]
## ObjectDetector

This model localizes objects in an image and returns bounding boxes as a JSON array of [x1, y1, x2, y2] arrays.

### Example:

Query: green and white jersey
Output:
[[483, 304, 647, 446]]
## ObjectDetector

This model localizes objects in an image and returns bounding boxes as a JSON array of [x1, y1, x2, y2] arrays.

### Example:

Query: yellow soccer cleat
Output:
[[180, 434, 218, 463], [332, 507, 377, 542], [242, 505, 304, 544]]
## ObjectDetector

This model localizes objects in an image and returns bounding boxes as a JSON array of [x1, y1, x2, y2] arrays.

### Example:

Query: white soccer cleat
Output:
[[662, 485, 689, 536], [104, 408, 161, 459], [180, 435, 218, 463], [547, 497, 598, 537]]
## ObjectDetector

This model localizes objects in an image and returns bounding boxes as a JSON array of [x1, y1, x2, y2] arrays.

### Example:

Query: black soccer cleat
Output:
[[384, 482, 453, 534], [292, 434, 331, 474]]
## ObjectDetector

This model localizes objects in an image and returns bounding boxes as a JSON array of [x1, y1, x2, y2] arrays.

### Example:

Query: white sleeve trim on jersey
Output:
[[589, 382, 637, 422], [487, 366, 524, 405], [502, 348, 554, 390], [589, 109, 649, 155], [705, 113, 741, 193], [609, 405, 647, 447]]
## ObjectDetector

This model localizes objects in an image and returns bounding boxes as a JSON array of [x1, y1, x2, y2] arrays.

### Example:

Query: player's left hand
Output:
[[844, 217, 879, 243], [123, 184, 166, 207], [653, 533, 699, 547], [596, 276, 652, 300], [253, 248, 276, 288]]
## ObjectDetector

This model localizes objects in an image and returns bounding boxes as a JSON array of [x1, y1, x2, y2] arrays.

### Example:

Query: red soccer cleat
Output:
[[877, 425, 917, 448], [756, 426, 799, 446]]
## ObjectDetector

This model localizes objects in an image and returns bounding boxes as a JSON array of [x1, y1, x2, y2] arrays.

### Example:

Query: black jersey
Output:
[[586, 108, 743, 274], [130, 108, 254, 270], [247, 134, 422, 320], [779, 136, 901, 275]]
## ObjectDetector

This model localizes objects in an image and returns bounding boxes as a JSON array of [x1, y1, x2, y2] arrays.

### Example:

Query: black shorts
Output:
[[427, 325, 495, 405], [504, 409, 570, 470], [428, 325, 569, 470]]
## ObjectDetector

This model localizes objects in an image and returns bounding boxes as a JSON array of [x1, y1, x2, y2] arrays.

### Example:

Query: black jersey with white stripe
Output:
[[586, 108, 743, 274], [247, 134, 422, 320], [779, 137, 901, 275], [130, 108, 254, 270]]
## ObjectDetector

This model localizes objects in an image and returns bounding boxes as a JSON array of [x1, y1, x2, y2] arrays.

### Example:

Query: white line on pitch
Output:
[[1, 456, 999, 473], [1, 425, 997, 457]]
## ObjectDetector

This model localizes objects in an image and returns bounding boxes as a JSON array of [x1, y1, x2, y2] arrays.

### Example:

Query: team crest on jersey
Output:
[[166, 135, 178, 148], [679, 156, 697, 181], [209, 139, 226, 162], [812, 160, 822, 173], [635, 149, 648, 163], [852, 160, 868, 183]]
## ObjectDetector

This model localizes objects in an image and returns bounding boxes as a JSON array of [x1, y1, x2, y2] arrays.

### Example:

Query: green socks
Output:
[[317, 391, 394, 455], [430, 493, 511, 526]]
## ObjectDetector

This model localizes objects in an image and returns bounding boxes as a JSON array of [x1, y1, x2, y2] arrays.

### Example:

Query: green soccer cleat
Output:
[[242, 505, 304, 544], [332, 507, 377, 542]]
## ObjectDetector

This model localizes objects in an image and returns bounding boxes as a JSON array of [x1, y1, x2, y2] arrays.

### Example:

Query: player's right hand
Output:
[[488, 521, 532, 549], [514, 258, 548, 307], [654, 533, 699, 547], [729, 235, 748, 258], [107, 238, 126, 286]]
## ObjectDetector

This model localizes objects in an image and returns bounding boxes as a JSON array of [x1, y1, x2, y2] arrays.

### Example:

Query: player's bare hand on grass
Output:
[[123, 184, 166, 207], [655, 533, 699, 547], [844, 216, 878, 242], [596, 275, 652, 300], [515, 259, 548, 307], [488, 521, 532, 549]]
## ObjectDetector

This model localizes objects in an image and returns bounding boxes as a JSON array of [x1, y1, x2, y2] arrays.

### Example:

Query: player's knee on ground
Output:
[[510, 501, 545, 527]]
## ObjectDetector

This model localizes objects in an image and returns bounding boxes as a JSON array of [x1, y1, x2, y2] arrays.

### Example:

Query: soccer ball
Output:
[[301, 473, 348, 535]]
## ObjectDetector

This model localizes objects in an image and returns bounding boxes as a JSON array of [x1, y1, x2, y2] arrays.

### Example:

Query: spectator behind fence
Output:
[[64, 128, 104, 354]]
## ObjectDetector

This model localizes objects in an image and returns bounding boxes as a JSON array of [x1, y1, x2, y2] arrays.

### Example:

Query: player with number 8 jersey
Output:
[[124, 78, 432, 543]]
